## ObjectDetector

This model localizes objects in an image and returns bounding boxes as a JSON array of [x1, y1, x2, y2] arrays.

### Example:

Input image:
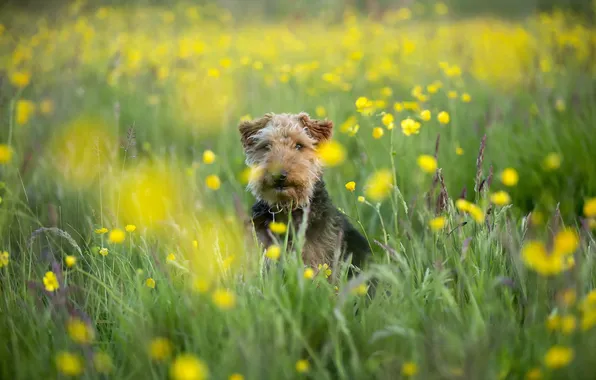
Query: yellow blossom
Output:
[[56, 351, 84, 377], [99, 248, 108, 256], [16, 100, 36, 125], [212, 289, 236, 310], [394, 102, 404, 112], [372, 127, 384, 139], [170, 354, 209, 380], [357, 196, 365, 203], [317, 263, 332, 278], [0, 145, 13, 164], [401, 118, 421, 136], [500, 168, 519, 186], [295, 359, 310, 373], [437, 111, 450, 124], [108, 228, 126, 244], [543, 153, 561, 171], [167, 253, 176, 261], [429, 216, 446, 231], [265, 245, 281, 260], [468, 203, 485, 223], [553, 228, 579, 256], [417, 155, 437, 173], [345, 181, 356, 192], [490, 191, 511, 206], [269, 221, 287, 235], [559, 288, 577, 307], [229, 374, 244, 380], [544, 346, 574, 369], [455, 146, 464, 155], [546, 314, 561, 331], [381, 113, 394, 128], [94, 352, 113, 374], [150, 337, 173, 361], [0, 251, 9, 268], [43, 271, 59, 292], [67, 317, 94, 344], [456, 199, 471, 212], [125, 224, 137, 232], [316, 140, 346, 167], [448, 90, 458, 99], [146, 278, 156, 289], [303, 268, 315, 279], [315, 106, 326, 117], [352, 283, 369, 295], [522, 241, 568, 276], [420, 109, 431, 121], [10, 71, 31, 88], [202, 150, 216, 164], [525, 368, 542, 380], [206, 175, 221, 190], [364, 169, 393, 202], [561, 315, 577, 334], [583, 197, 596, 217], [461, 93, 472, 102], [402, 362, 418, 377], [95, 227, 108, 234]]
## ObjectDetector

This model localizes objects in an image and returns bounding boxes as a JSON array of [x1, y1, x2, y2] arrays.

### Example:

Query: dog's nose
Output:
[[272, 170, 288, 187]]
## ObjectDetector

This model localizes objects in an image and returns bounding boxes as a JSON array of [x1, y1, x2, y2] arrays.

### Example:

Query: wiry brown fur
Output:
[[239, 112, 371, 271]]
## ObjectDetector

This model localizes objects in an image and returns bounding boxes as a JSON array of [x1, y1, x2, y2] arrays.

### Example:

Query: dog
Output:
[[238, 112, 371, 275]]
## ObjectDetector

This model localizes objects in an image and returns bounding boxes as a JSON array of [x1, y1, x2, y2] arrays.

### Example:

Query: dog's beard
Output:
[[249, 179, 314, 209]]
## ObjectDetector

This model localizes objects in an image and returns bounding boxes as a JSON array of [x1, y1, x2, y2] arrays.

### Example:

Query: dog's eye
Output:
[[295, 143, 303, 151]]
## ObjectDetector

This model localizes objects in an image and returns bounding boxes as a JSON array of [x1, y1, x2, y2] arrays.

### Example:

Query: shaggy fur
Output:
[[239, 112, 370, 271]]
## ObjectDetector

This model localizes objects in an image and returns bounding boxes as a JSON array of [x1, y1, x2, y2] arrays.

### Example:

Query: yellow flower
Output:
[[543, 153, 561, 171], [357, 196, 365, 203], [212, 289, 236, 310], [522, 241, 568, 276], [125, 224, 137, 232], [99, 248, 108, 256], [150, 337, 173, 361], [490, 191, 511, 206], [95, 227, 108, 234], [202, 150, 216, 164], [0, 144, 13, 164], [544, 346, 574, 369], [355, 96, 372, 111], [67, 317, 94, 344], [500, 168, 519, 187], [381, 113, 394, 128], [16, 100, 36, 125], [317, 263, 332, 278], [43, 271, 59, 292], [10, 71, 31, 88], [303, 268, 315, 279], [559, 288, 577, 307], [437, 111, 450, 124], [94, 351, 113, 374], [193, 278, 211, 294], [583, 197, 596, 218], [468, 204, 485, 223], [419, 109, 431, 121], [455, 146, 464, 155], [456, 199, 471, 212], [402, 362, 418, 376], [581, 309, 596, 331], [229, 374, 244, 380], [206, 175, 221, 190], [56, 351, 84, 377], [315, 106, 327, 117], [525, 368, 542, 380], [394, 102, 404, 112], [401, 118, 421, 136], [546, 314, 561, 331], [316, 140, 346, 167], [0, 251, 9, 268], [364, 169, 393, 202], [381, 87, 393, 97], [146, 278, 156, 289], [295, 359, 310, 373], [108, 228, 126, 244], [352, 283, 368, 295], [265, 245, 281, 260], [435, 2, 448, 15], [561, 315, 577, 334], [345, 181, 356, 192], [553, 228, 579, 256], [166, 253, 176, 261], [448, 90, 458, 99], [429, 216, 446, 231], [417, 155, 437, 173], [170, 354, 209, 380], [269, 221, 287, 235], [372, 127, 384, 139], [461, 93, 472, 103]]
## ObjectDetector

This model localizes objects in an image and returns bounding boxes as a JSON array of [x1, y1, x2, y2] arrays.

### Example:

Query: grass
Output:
[[1, 1, 596, 379]]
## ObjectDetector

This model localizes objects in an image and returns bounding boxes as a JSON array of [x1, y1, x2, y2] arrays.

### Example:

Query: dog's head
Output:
[[239, 112, 333, 208]]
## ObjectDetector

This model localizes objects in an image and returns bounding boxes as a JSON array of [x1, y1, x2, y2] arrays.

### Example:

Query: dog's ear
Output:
[[239, 114, 272, 149], [299, 113, 333, 142]]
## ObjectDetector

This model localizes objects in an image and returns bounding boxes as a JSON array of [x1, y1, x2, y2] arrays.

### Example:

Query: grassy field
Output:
[[1, 1, 596, 379]]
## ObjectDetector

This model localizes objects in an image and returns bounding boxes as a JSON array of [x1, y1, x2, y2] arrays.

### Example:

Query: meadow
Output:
[[1, 1, 596, 379]]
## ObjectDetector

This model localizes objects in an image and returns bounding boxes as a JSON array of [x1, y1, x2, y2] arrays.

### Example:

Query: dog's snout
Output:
[[272, 170, 288, 187]]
